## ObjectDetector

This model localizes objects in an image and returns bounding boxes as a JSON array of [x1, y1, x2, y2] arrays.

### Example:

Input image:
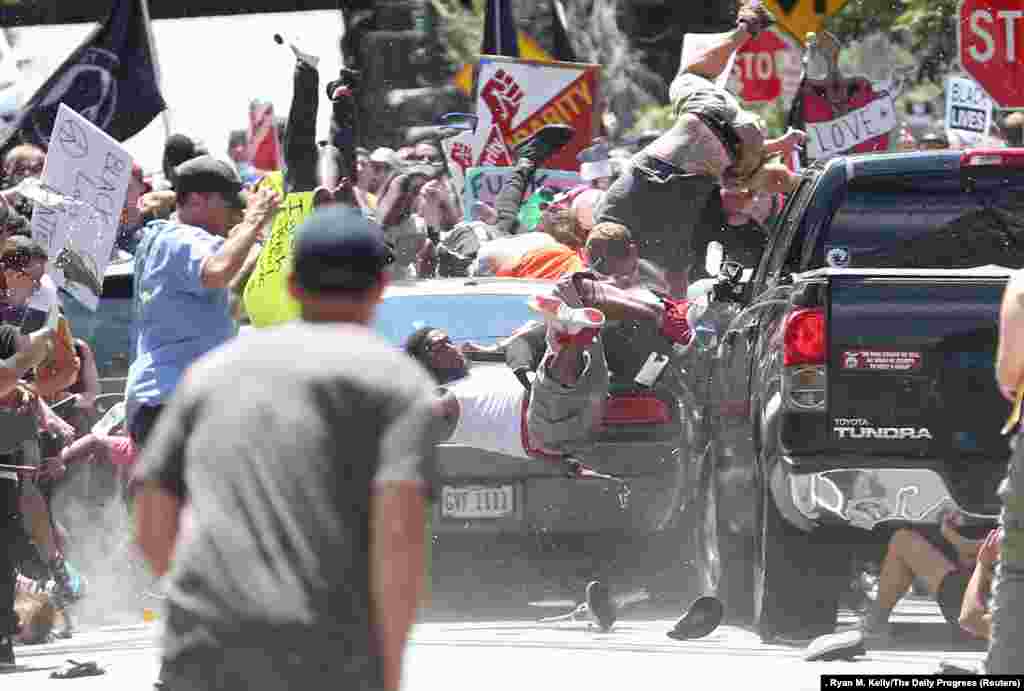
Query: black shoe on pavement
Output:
[[0, 635, 14, 667], [585, 580, 616, 632], [666, 596, 723, 641], [514, 124, 576, 167], [804, 629, 866, 662]]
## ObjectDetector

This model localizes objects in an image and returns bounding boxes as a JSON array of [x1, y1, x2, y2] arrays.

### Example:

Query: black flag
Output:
[[482, 0, 519, 57], [0, 0, 166, 154], [550, 0, 576, 62]]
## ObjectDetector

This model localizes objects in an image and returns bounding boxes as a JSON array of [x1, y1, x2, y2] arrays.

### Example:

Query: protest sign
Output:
[[789, 32, 898, 161], [462, 166, 583, 222], [30, 103, 132, 311], [446, 56, 600, 177], [945, 75, 993, 144], [805, 94, 898, 159], [242, 178, 315, 328]]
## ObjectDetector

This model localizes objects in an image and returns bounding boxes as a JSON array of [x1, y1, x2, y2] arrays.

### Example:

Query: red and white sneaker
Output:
[[528, 294, 605, 334]]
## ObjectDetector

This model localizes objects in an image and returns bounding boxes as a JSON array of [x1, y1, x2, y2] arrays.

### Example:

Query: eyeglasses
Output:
[[408, 154, 444, 164]]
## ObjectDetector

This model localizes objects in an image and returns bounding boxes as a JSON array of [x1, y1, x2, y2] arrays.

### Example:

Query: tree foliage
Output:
[[826, 0, 959, 84]]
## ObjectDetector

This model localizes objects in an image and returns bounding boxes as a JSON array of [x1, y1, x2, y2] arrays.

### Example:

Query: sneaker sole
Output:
[[528, 295, 605, 331], [804, 630, 866, 662]]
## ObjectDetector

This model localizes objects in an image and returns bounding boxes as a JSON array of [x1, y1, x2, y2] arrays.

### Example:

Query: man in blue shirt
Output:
[[126, 156, 279, 447]]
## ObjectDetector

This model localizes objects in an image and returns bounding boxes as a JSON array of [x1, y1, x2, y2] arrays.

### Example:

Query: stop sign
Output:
[[958, 0, 1024, 108], [735, 30, 789, 103]]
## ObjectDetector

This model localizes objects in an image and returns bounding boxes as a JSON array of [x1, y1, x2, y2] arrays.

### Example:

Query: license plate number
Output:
[[441, 485, 516, 519]]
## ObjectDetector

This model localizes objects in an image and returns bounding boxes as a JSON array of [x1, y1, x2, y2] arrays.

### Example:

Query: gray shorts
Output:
[[595, 154, 716, 276], [526, 339, 609, 456]]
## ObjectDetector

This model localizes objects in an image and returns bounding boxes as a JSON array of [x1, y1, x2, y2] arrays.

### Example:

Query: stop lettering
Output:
[[736, 30, 788, 103], [958, 0, 1024, 108]]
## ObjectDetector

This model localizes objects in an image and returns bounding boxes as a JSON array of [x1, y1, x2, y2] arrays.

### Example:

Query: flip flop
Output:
[[666, 596, 724, 640], [50, 659, 105, 679]]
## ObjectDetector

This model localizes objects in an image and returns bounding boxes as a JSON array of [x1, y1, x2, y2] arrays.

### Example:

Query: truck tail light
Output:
[[783, 308, 827, 411], [961, 148, 1024, 168], [603, 393, 672, 426], [783, 308, 826, 366]]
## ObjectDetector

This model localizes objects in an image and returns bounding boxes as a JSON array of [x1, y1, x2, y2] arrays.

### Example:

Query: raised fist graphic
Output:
[[481, 69, 524, 127]]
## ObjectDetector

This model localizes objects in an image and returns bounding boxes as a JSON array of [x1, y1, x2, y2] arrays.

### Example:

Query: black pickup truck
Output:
[[683, 148, 1024, 640]]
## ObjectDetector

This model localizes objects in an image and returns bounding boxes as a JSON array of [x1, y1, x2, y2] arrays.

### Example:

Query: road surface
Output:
[[3, 599, 987, 690]]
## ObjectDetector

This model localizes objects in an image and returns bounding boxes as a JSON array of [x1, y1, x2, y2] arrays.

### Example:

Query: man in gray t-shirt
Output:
[[134, 206, 439, 691]]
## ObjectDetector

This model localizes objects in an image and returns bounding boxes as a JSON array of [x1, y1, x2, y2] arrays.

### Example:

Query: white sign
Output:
[[30, 103, 132, 311], [806, 95, 899, 159], [446, 56, 600, 177], [682, 33, 737, 90], [945, 75, 993, 138]]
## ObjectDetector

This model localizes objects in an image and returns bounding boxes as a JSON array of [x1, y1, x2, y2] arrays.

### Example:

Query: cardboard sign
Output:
[[30, 103, 132, 311], [462, 166, 583, 222], [805, 94, 898, 159], [242, 184, 315, 328], [945, 75, 993, 139], [445, 56, 600, 177]]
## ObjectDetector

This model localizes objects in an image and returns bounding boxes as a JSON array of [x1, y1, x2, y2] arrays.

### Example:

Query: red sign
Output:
[[736, 30, 788, 103], [958, 0, 1024, 108]]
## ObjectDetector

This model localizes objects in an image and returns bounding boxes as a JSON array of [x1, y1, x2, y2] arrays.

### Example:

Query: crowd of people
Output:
[[0, 0, 1022, 686]]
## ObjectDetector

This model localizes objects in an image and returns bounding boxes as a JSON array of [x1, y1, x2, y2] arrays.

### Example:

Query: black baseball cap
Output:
[[292, 206, 394, 293], [174, 155, 246, 209]]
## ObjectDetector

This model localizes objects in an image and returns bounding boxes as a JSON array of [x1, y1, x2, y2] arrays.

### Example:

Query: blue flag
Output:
[[482, 0, 519, 57], [0, 0, 166, 153]]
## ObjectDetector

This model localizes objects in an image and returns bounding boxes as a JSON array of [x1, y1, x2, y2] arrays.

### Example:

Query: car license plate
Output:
[[441, 485, 516, 519]]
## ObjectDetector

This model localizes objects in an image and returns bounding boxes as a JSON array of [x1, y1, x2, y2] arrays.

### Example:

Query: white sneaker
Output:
[[528, 295, 605, 334]]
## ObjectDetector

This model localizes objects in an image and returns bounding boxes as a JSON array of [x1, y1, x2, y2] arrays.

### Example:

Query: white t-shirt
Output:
[[446, 366, 529, 459]]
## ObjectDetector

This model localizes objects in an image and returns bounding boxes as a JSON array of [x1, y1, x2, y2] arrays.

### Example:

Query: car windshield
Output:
[[374, 292, 540, 348], [813, 170, 1024, 270]]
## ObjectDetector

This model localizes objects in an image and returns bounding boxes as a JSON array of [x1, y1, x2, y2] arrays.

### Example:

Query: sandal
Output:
[[50, 659, 105, 679]]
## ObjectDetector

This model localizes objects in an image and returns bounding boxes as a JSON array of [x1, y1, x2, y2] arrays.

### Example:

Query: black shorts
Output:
[[937, 569, 971, 626]]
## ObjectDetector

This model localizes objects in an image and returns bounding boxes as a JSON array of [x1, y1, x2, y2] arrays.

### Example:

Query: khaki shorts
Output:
[[526, 339, 609, 456]]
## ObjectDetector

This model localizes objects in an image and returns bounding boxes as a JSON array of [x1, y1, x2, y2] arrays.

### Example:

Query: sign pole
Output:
[[139, 0, 173, 144]]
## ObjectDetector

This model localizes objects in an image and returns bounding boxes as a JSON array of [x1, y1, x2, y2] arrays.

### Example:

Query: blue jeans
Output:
[[987, 433, 1024, 673]]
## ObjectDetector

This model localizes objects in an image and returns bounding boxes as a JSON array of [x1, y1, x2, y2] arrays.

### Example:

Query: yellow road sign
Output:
[[453, 32, 554, 95], [763, 0, 850, 43]]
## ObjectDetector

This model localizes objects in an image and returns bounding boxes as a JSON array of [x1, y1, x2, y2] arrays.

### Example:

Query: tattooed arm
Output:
[[997, 268, 1024, 400]]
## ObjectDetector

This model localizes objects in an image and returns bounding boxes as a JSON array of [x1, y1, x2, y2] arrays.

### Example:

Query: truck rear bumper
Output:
[[778, 458, 999, 530]]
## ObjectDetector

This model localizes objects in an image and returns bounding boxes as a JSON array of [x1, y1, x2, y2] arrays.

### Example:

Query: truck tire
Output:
[[692, 441, 755, 623], [753, 453, 846, 641]]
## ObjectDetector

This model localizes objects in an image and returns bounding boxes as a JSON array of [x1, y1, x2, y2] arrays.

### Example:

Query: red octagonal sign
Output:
[[735, 30, 789, 103], [958, 0, 1024, 109]]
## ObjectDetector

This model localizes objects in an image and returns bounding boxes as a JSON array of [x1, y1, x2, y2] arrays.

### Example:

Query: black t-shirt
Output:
[[136, 323, 440, 690]]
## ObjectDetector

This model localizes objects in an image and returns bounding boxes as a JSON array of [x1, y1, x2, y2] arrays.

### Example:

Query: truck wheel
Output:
[[753, 455, 844, 641], [692, 442, 755, 623]]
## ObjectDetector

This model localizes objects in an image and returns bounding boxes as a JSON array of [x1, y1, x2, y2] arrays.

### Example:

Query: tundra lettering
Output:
[[834, 427, 933, 440]]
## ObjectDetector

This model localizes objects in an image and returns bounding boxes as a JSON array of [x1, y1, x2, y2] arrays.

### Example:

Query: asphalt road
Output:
[[3, 598, 988, 691]]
